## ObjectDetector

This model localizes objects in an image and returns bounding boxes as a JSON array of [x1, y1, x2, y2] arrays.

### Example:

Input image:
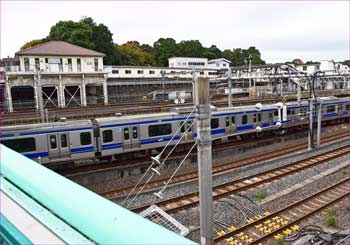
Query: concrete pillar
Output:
[[195, 77, 213, 245], [228, 68, 232, 108], [58, 75, 65, 108], [316, 101, 322, 148], [81, 74, 87, 107], [308, 100, 315, 150], [5, 77, 13, 112], [103, 78, 108, 105]]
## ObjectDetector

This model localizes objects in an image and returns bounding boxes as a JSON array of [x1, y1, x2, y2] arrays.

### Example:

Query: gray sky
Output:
[[1, 1, 349, 63]]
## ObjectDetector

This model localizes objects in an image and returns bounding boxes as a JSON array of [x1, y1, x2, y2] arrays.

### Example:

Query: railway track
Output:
[[101, 131, 350, 199], [2, 97, 281, 125], [214, 177, 350, 244], [129, 145, 350, 214]]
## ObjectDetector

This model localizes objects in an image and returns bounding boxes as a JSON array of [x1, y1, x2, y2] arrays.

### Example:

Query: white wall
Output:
[[168, 57, 208, 68]]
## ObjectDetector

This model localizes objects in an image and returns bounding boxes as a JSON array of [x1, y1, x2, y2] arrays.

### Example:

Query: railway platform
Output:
[[0, 145, 194, 244]]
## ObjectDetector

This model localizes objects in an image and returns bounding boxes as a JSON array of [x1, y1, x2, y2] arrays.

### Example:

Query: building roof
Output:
[[15, 41, 105, 57], [168, 57, 208, 60], [208, 58, 231, 64]]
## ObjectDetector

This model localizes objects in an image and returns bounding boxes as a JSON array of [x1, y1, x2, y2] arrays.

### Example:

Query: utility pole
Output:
[[316, 101, 322, 147], [35, 68, 45, 123], [248, 57, 251, 97], [195, 77, 213, 245], [162, 70, 166, 101], [192, 66, 196, 104], [228, 68, 232, 108], [308, 99, 315, 150]]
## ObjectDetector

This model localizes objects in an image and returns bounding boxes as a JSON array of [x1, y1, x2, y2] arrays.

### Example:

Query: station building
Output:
[[3, 41, 108, 112]]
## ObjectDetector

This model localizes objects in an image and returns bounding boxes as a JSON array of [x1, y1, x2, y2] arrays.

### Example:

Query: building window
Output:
[[102, 130, 113, 143], [211, 118, 219, 129], [125, 70, 132, 74], [77, 58, 81, 72], [148, 123, 172, 137], [200, 71, 204, 75], [2, 138, 36, 153], [94, 58, 98, 71], [149, 70, 155, 74], [137, 70, 144, 74], [24, 57, 30, 72], [303, 66, 307, 71], [68, 58, 72, 72], [59, 58, 63, 72], [80, 132, 92, 145], [112, 70, 119, 74], [35, 58, 40, 70], [223, 64, 227, 67]]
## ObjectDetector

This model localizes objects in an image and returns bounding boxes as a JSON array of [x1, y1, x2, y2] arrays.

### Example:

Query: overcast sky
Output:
[[1, 1, 349, 63]]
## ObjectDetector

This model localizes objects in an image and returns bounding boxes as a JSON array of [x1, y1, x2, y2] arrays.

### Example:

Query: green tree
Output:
[[153, 38, 178, 66], [116, 42, 155, 66], [177, 40, 204, 58], [20, 39, 46, 50], [342, 60, 350, 67], [48, 17, 117, 65], [203, 45, 222, 60]]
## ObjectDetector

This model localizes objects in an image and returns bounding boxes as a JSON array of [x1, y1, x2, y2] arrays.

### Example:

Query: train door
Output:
[[122, 126, 140, 150], [225, 116, 231, 135], [47, 133, 70, 159]]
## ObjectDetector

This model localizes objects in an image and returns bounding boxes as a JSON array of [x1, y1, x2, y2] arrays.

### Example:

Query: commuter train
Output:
[[1, 97, 349, 164]]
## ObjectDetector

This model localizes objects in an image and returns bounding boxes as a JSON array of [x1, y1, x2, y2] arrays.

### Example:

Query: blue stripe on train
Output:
[[20, 127, 92, 136], [70, 146, 95, 154], [101, 142, 123, 150], [236, 125, 254, 131], [24, 152, 49, 158], [323, 113, 338, 118], [141, 135, 181, 145]]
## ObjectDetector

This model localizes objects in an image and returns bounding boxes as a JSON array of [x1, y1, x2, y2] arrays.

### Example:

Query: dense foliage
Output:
[[20, 17, 267, 66]]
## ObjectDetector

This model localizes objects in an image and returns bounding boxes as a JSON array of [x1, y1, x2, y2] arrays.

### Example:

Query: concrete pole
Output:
[[35, 70, 45, 123], [280, 79, 283, 97], [195, 77, 213, 245], [103, 77, 108, 105], [5, 77, 13, 112], [316, 101, 322, 148], [59, 75, 65, 108], [192, 66, 196, 104], [296, 79, 301, 105], [248, 60, 251, 97], [81, 74, 87, 107], [228, 68, 232, 108], [308, 99, 315, 150]]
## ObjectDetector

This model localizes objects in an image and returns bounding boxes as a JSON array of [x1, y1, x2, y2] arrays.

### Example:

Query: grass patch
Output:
[[276, 237, 284, 245], [325, 208, 338, 228], [255, 189, 267, 201]]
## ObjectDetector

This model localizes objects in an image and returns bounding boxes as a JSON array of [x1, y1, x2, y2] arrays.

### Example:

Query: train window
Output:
[[346, 104, 350, 111], [258, 113, 262, 122], [326, 105, 336, 113], [269, 113, 273, 119], [180, 121, 185, 133], [60, 134, 68, 148], [2, 138, 36, 153], [49, 135, 57, 149], [103, 130, 113, 143], [231, 116, 235, 125], [225, 117, 230, 127], [124, 128, 130, 140], [80, 132, 92, 145], [253, 114, 257, 123], [242, 115, 248, 125], [287, 110, 291, 115], [187, 120, 192, 132], [211, 118, 219, 129], [149, 123, 172, 137], [274, 110, 278, 116], [132, 127, 138, 139]]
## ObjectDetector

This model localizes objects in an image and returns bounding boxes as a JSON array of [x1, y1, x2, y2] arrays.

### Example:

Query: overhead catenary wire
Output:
[[122, 108, 195, 205]]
